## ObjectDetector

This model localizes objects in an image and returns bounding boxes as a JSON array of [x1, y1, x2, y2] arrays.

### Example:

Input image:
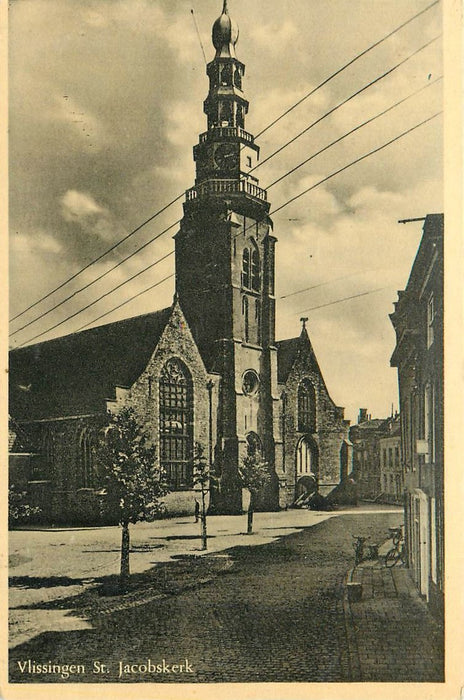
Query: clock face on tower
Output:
[[213, 143, 238, 170]]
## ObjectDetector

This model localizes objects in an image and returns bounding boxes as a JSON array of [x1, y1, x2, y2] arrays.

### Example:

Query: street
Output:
[[9, 506, 443, 683]]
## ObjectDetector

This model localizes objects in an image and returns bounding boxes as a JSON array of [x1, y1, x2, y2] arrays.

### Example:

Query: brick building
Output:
[[349, 409, 398, 500], [390, 213, 444, 617], [378, 415, 402, 503], [9, 1, 350, 524]]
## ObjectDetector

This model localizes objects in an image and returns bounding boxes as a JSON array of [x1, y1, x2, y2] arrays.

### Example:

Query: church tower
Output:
[[175, 0, 281, 513]]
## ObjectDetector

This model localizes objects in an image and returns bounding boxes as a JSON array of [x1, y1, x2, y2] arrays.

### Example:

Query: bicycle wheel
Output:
[[385, 548, 400, 568]]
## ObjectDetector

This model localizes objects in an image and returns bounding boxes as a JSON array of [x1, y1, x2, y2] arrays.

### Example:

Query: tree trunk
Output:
[[247, 492, 254, 534], [201, 488, 207, 550], [120, 521, 130, 591]]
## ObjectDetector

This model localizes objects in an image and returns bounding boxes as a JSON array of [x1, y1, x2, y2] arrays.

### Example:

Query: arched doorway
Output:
[[295, 436, 318, 500]]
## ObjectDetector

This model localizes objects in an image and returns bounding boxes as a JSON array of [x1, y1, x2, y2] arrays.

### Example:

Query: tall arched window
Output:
[[255, 298, 261, 339], [296, 437, 315, 476], [78, 429, 95, 488], [242, 295, 249, 342], [242, 244, 260, 292], [234, 66, 242, 89], [236, 104, 244, 128], [220, 63, 232, 86], [251, 248, 260, 291], [159, 358, 194, 488], [298, 380, 316, 432], [41, 427, 54, 468], [242, 248, 250, 288]]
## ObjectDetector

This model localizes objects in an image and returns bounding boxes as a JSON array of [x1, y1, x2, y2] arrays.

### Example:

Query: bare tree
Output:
[[192, 442, 215, 550], [98, 406, 169, 591], [239, 453, 270, 534]]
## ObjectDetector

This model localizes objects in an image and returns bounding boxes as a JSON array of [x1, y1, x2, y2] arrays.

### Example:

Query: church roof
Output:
[[9, 307, 171, 421], [275, 328, 323, 384], [275, 337, 301, 384]]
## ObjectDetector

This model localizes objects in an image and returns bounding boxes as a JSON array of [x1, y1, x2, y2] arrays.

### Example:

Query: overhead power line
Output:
[[16, 251, 175, 347], [9, 0, 439, 326], [9, 193, 184, 323], [267, 76, 442, 191], [10, 71, 441, 341], [20, 110, 440, 347], [254, 0, 439, 140], [267, 111, 442, 222], [250, 35, 441, 175], [75, 274, 175, 334], [10, 223, 179, 338], [280, 269, 383, 300], [297, 288, 387, 315]]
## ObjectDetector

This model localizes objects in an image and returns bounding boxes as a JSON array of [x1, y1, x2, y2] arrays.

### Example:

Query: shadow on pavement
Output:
[[9, 575, 91, 590], [9, 512, 441, 684]]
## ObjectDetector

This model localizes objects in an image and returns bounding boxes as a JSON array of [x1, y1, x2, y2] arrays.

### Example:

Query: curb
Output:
[[342, 568, 362, 681]]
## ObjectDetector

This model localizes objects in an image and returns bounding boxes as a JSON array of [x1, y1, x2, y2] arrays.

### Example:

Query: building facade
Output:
[[390, 213, 444, 617], [9, 2, 351, 524], [349, 409, 396, 500], [378, 416, 402, 503]]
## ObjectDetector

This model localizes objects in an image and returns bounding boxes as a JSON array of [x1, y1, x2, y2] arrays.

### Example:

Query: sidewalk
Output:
[[343, 561, 444, 682]]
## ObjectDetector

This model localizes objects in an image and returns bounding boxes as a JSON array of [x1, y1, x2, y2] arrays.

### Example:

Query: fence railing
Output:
[[199, 126, 255, 144], [186, 178, 267, 202]]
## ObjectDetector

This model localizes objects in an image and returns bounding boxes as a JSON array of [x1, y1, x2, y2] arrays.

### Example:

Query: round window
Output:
[[242, 369, 260, 396]]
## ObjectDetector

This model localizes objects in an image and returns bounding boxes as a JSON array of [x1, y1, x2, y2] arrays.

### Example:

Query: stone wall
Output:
[[278, 354, 349, 507]]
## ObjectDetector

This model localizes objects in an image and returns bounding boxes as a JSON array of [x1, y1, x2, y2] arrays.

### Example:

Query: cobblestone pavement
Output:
[[8, 508, 443, 684], [345, 562, 444, 682]]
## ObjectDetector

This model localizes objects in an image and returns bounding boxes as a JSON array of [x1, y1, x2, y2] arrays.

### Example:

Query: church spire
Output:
[[212, 0, 239, 58], [185, 1, 267, 205]]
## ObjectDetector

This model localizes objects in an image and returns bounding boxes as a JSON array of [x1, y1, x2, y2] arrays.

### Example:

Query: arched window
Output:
[[236, 104, 244, 128], [298, 380, 316, 432], [251, 248, 260, 291], [234, 66, 242, 89], [41, 427, 54, 468], [246, 431, 263, 457], [296, 437, 315, 476], [242, 295, 249, 342], [78, 429, 95, 488], [159, 358, 193, 488], [220, 101, 233, 126], [242, 248, 250, 288], [255, 298, 261, 337], [220, 63, 232, 86]]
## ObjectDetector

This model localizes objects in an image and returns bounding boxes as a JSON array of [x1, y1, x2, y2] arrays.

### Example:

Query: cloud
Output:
[[59, 190, 120, 242], [60, 189, 106, 221], [249, 20, 297, 50], [8, 0, 443, 422], [10, 230, 62, 256]]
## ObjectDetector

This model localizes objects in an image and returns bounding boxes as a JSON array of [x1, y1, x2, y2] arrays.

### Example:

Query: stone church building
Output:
[[9, 1, 351, 523]]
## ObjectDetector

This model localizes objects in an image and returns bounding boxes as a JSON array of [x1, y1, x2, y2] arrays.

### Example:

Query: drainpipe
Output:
[[207, 380, 214, 468]]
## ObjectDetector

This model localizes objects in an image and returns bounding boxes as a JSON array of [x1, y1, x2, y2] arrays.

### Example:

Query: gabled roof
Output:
[[275, 328, 322, 384], [275, 337, 301, 384], [9, 307, 171, 421], [354, 418, 388, 431]]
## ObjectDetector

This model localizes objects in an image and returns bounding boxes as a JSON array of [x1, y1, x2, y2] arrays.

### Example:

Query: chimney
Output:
[[358, 408, 368, 424]]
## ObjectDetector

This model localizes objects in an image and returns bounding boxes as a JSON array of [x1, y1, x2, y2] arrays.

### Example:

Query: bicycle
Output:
[[352, 534, 368, 566], [352, 535, 379, 566], [384, 525, 406, 567]]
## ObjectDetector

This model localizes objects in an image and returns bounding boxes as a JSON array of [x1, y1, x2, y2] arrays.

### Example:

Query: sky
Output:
[[8, 0, 443, 424]]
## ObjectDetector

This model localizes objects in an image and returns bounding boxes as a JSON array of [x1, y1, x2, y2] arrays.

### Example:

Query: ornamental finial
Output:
[[300, 317, 309, 332], [212, 0, 239, 56]]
